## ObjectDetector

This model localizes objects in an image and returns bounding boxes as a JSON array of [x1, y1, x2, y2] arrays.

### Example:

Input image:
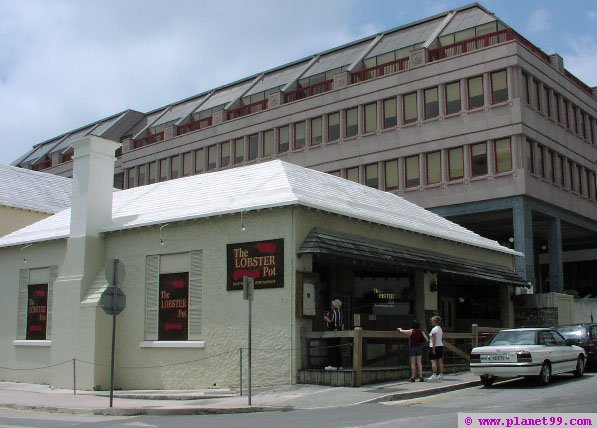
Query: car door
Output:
[[549, 330, 574, 373], [537, 330, 555, 371]]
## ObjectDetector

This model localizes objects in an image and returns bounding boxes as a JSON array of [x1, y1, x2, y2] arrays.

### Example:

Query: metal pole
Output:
[[248, 297, 252, 406], [239, 347, 243, 397], [73, 359, 76, 395], [109, 259, 118, 408]]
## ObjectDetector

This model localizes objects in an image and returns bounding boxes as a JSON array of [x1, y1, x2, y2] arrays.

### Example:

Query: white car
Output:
[[470, 328, 586, 387]]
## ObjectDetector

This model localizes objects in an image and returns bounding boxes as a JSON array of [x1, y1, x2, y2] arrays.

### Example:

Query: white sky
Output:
[[1, 0, 596, 165]]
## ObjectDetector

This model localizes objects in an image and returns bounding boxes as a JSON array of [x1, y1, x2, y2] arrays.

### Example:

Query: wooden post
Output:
[[472, 323, 479, 348], [353, 327, 363, 387]]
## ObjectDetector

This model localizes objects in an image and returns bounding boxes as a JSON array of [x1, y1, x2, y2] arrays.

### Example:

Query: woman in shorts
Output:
[[398, 320, 428, 382]]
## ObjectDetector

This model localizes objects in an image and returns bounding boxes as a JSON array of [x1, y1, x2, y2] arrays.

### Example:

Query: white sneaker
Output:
[[438, 374, 443, 382], [427, 374, 437, 381], [324, 365, 337, 371]]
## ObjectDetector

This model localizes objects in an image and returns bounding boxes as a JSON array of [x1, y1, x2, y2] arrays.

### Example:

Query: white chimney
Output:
[[69, 136, 120, 237]]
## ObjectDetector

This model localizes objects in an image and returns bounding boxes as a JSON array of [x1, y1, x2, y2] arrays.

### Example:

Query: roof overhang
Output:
[[297, 228, 529, 287]]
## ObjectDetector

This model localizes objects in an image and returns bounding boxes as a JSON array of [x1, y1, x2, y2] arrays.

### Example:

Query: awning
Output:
[[297, 228, 529, 287]]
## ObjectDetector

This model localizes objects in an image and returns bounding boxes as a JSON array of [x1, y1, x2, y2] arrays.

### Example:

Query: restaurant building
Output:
[[11, 3, 597, 299], [0, 136, 527, 389]]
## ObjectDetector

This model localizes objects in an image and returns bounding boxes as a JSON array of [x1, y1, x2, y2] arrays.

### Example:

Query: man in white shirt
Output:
[[428, 315, 444, 382]]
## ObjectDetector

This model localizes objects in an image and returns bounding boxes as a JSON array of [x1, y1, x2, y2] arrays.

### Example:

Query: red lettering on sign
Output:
[[35, 290, 46, 297], [164, 323, 183, 331], [255, 243, 277, 254], [29, 325, 43, 332], [232, 270, 261, 281], [171, 281, 185, 289]]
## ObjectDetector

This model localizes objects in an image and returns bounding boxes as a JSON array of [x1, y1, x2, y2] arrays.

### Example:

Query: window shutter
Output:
[[145, 255, 160, 341], [46, 265, 58, 340], [188, 250, 203, 340], [17, 269, 29, 340]]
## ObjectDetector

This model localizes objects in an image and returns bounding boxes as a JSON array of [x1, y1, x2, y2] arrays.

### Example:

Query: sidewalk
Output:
[[0, 371, 480, 416]]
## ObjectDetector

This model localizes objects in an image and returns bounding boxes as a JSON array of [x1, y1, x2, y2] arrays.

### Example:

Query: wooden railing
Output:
[[227, 99, 268, 120], [283, 80, 333, 103], [132, 131, 165, 149], [31, 159, 52, 171], [176, 117, 212, 135], [302, 324, 495, 386], [351, 57, 410, 84]]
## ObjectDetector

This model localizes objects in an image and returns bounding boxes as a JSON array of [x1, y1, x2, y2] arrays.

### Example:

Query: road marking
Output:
[[123, 423, 158, 427]]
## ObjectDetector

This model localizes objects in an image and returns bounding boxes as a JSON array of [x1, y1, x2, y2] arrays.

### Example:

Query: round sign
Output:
[[105, 258, 125, 286], [100, 286, 126, 316]]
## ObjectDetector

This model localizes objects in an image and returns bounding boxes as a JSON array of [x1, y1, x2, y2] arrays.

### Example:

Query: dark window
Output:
[[533, 80, 540, 111], [543, 86, 551, 117], [365, 163, 378, 188], [160, 159, 168, 181], [405, 155, 420, 187], [522, 72, 530, 104], [194, 149, 205, 173], [248, 134, 259, 160], [559, 157, 565, 187], [364, 103, 377, 133], [279, 126, 289, 153], [426, 151, 441, 184], [234, 138, 244, 164], [547, 150, 555, 182], [448, 147, 464, 180], [424, 87, 439, 119], [328, 113, 340, 141], [569, 160, 575, 191], [468, 76, 484, 109], [128, 167, 136, 188], [527, 140, 535, 174], [346, 108, 358, 137], [220, 142, 230, 167], [495, 138, 512, 173], [403, 92, 417, 124], [158, 272, 189, 341], [384, 159, 399, 190], [263, 130, 274, 156], [445, 81, 461, 115], [346, 167, 359, 183], [383, 98, 397, 128], [183, 152, 192, 176], [138, 164, 146, 186], [311, 118, 322, 146], [26, 284, 48, 340], [207, 145, 217, 170], [490, 70, 508, 104], [471, 143, 487, 176], [537, 146, 544, 178], [294, 122, 306, 149], [171, 156, 180, 178]]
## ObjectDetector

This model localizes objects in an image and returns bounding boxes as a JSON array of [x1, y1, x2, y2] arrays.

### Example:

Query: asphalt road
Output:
[[0, 373, 595, 428]]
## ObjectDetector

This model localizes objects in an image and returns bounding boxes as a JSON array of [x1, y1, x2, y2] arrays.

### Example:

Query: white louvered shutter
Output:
[[145, 255, 160, 340], [17, 269, 29, 340], [189, 250, 203, 340], [46, 265, 58, 340]]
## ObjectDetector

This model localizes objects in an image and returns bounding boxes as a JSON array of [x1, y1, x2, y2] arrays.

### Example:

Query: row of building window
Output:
[[125, 71, 512, 188], [325, 138, 513, 191], [526, 139, 596, 201], [521, 71, 596, 145]]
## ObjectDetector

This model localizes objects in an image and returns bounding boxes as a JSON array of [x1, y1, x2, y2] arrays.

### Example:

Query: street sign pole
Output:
[[109, 259, 118, 408], [242, 276, 254, 406]]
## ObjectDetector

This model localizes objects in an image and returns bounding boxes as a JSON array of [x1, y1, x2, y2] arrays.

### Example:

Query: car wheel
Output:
[[538, 362, 551, 385], [480, 375, 494, 387], [573, 356, 585, 378]]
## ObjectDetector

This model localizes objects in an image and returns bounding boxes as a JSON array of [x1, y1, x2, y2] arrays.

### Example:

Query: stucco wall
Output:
[[0, 206, 49, 237]]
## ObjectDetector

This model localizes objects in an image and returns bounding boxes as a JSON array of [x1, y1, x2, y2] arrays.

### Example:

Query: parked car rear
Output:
[[556, 323, 597, 367]]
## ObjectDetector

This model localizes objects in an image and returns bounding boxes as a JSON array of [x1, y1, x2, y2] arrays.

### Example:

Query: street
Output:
[[0, 373, 594, 428]]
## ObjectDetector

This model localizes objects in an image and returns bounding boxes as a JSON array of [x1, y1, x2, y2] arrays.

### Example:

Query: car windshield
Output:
[[489, 330, 536, 346], [556, 326, 586, 338]]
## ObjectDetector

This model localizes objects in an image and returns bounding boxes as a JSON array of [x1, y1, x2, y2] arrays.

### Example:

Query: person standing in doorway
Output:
[[427, 315, 444, 382], [323, 299, 343, 369], [398, 320, 428, 381]]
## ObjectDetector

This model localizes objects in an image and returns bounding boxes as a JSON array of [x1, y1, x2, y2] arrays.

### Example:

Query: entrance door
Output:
[[440, 297, 455, 331]]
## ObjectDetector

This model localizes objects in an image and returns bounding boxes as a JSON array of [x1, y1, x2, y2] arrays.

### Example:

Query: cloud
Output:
[[0, 0, 371, 165], [527, 9, 550, 34], [562, 35, 597, 87]]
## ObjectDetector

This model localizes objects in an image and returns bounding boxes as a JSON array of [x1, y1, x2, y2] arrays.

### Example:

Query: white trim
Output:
[[13, 340, 51, 347], [139, 341, 205, 348]]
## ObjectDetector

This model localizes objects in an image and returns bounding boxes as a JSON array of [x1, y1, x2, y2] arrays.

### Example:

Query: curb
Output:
[[91, 406, 277, 416], [359, 380, 482, 404]]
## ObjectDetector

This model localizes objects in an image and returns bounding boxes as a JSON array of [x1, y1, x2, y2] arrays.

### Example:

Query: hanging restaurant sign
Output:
[[227, 239, 284, 291], [158, 272, 189, 341], [27, 283, 48, 340]]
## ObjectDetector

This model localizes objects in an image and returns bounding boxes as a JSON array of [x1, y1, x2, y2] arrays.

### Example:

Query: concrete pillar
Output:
[[512, 198, 535, 287], [438, 83, 446, 117], [482, 72, 491, 107], [499, 286, 515, 328], [333, 71, 350, 89], [548, 217, 564, 293]]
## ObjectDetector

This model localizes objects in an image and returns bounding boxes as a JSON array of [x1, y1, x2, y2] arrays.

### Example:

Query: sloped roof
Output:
[[0, 160, 520, 256], [0, 164, 72, 214]]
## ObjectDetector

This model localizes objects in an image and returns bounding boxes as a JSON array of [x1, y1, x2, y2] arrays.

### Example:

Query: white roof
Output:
[[0, 160, 521, 256], [0, 164, 72, 214]]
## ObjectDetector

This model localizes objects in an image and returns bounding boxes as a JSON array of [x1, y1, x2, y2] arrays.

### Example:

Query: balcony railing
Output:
[[283, 80, 333, 103], [31, 159, 52, 171], [428, 29, 513, 62], [176, 117, 213, 136], [227, 99, 268, 120], [351, 57, 410, 84], [132, 131, 165, 149], [59, 153, 73, 164]]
